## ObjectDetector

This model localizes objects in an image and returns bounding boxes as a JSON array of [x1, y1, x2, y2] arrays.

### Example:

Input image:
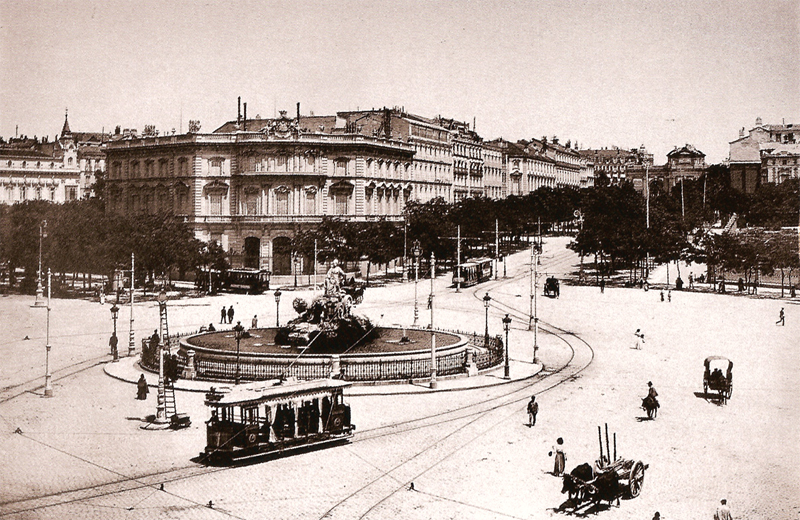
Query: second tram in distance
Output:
[[453, 258, 494, 287]]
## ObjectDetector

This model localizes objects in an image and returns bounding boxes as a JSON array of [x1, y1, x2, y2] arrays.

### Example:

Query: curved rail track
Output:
[[1, 248, 594, 520]]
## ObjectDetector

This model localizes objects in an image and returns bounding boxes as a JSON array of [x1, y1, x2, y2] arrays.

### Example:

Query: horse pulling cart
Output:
[[561, 425, 648, 511], [703, 356, 733, 402]]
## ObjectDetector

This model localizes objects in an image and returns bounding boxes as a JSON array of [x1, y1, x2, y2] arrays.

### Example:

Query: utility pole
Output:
[[495, 219, 499, 280], [529, 245, 534, 330], [456, 225, 461, 293], [402, 220, 408, 282], [44, 269, 53, 397], [429, 252, 436, 389], [645, 163, 650, 279], [128, 253, 136, 357]]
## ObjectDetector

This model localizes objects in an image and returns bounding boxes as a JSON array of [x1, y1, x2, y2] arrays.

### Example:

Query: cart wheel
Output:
[[628, 461, 645, 498]]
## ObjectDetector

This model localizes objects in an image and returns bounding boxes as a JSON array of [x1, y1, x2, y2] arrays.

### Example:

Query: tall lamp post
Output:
[[274, 288, 282, 327], [44, 269, 53, 397], [233, 321, 245, 385], [33, 220, 47, 307], [429, 252, 436, 389], [413, 240, 421, 327], [483, 292, 491, 346], [402, 221, 408, 282], [155, 291, 168, 424], [502, 313, 511, 379], [110, 303, 120, 362], [294, 255, 300, 288]]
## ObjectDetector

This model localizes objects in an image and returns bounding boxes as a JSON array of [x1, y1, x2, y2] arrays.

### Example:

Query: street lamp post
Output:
[[155, 291, 168, 423], [483, 292, 491, 346], [110, 303, 120, 362], [402, 221, 408, 282], [294, 255, 300, 288], [429, 252, 436, 389], [413, 240, 421, 327], [502, 313, 511, 379], [233, 321, 245, 385], [274, 288, 282, 327], [44, 269, 53, 397], [33, 220, 47, 307]]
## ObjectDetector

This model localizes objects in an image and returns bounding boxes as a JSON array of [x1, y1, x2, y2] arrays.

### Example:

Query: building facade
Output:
[[104, 111, 417, 274], [577, 145, 653, 186], [729, 118, 798, 193], [0, 113, 99, 205]]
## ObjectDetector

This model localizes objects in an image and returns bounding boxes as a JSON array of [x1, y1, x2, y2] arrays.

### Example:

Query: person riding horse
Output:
[[642, 381, 660, 418]]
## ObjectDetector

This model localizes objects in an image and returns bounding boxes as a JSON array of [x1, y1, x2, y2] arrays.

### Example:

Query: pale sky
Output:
[[1, 0, 798, 164]]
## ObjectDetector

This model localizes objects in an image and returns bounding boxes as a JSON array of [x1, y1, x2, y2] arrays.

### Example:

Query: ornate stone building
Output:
[[104, 110, 416, 274], [577, 145, 653, 186], [729, 118, 798, 193], [0, 112, 102, 204]]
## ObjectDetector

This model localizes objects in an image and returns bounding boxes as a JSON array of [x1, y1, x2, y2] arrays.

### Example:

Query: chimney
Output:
[[237, 97, 242, 125], [243, 103, 247, 131], [297, 102, 301, 129]]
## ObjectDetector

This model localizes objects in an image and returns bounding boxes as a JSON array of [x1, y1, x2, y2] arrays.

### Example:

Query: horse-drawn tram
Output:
[[201, 378, 355, 464]]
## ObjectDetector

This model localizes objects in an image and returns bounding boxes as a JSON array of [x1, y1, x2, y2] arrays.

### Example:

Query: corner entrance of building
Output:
[[272, 237, 292, 275], [243, 237, 260, 269]]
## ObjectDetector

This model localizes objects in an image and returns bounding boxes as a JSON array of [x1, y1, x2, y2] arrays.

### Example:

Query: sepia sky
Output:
[[1, 0, 798, 164]]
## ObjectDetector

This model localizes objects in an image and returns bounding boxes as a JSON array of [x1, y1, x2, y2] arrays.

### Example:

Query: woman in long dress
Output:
[[553, 437, 566, 476]]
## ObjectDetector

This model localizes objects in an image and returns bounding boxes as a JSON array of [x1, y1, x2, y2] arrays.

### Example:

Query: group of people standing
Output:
[[220, 305, 235, 324]]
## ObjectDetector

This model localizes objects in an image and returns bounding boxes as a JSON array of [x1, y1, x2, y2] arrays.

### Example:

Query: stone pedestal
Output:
[[183, 349, 197, 380], [466, 348, 478, 377]]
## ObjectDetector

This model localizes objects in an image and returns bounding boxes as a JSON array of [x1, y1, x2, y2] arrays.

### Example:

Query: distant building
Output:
[[0, 111, 106, 205], [577, 145, 653, 186], [729, 117, 798, 193], [624, 144, 706, 193], [437, 117, 483, 201], [484, 139, 556, 196], [481, 143, 505, 199]]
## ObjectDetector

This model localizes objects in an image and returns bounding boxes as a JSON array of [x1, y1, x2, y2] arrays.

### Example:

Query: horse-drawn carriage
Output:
[[341, 278, 365, 304], [703, 356, 733, 401], [544, 276, 560, 298], [562, 459, 648, 509], [560, 425, 648, 512]]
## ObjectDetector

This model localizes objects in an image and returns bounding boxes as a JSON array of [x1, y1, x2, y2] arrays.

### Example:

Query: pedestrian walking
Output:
[[660, 290, 664, 302], [227, 305, 235, 324], [220, 306, 227, 324], [689, 272, 694, 289], [633, 329, 645, 349], [600, 279, 605, 293], [550, 438, 566, 476], [668, 290, 672, 302], [776, 307, 785, 326], [527, 396, 539, 427], [109, 333, 119, 359], [714, 499, 732, 520], [251, 315, 258, 329], [791, 285, 797, 298], [136, 374, 149, 400]]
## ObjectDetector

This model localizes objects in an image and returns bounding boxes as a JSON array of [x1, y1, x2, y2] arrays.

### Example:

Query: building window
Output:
[[335, 159, 348, 176], [66, 186, 77, 201], [275, 191, 289, 215], [131, 161, 140, 178], [49, 187, 56, 200], [22, 161, 26, 168], [68, 157, 73, 166], [209, 192, 223, 215], [36, 187, 42, 199], [159, 160, 168, 176], [178, 158, 188, 176], [242, 188, 260, 215], [334, 192, 348, 215], [210, 158, 223, 175], [305, 191, 316, 214]]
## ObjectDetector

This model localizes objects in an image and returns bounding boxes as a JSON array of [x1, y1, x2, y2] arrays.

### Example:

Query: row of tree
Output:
[[0, 199, 228, 292]]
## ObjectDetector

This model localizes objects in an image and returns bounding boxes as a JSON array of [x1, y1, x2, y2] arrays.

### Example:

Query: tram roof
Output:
[[205, 378, 352, 407], [457, 257, 493, 268]]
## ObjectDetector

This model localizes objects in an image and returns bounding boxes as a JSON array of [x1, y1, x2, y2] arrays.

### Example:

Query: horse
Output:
[[641, 395, 659, 419], [561, 463, 594, 505]]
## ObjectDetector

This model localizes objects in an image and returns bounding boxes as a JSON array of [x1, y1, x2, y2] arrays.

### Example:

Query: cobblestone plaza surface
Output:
[[1, 238, 798, 519]]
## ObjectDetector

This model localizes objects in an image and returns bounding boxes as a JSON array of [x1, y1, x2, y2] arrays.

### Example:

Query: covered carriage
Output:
[[544, 276, 560, 298], [703, 356, 733, 401]]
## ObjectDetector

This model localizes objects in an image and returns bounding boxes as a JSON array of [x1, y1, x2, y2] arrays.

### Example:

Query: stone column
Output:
[[183, 349, 197, 380], [330, 355, 341, 379]]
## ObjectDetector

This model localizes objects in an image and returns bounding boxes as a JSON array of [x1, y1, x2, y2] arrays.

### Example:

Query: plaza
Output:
[[1, 238, 797, 519]]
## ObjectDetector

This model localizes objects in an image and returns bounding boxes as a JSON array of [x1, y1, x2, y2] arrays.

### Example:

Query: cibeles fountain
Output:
[[142, 261, 505, 384]]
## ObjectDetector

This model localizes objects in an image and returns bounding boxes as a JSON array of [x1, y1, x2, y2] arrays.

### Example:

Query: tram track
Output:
[[1, 247, 595, 520]]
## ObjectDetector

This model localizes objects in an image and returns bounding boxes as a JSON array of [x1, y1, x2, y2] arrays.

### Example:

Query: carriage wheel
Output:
[[628, 461, 645, 497]]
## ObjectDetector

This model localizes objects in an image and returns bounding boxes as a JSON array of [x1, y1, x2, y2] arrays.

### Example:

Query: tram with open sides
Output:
[[201, 378, 354, 463], [453, 258, 494, 287]]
